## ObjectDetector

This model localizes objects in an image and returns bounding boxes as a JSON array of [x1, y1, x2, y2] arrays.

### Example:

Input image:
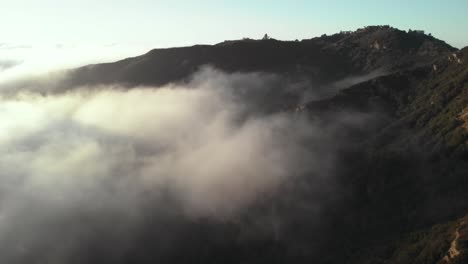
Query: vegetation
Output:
[[53, 27, 468, 264]]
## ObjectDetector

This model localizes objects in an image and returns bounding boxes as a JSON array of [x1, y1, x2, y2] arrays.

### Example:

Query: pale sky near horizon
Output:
[[0, 0, 467, 78]]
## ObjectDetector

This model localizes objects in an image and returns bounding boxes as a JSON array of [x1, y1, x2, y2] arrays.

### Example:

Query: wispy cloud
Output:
[[0, 59, 22, 71], [0, 43, 32, 50], [0, 67, 357, 262], [0, 62, 383, 263]]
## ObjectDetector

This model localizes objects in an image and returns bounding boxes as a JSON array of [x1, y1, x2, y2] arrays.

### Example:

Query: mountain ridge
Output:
[[38, 26, 468, 264], [63, 26, 457, 91]]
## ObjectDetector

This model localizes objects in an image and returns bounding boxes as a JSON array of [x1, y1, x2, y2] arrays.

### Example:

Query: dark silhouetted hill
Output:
[[64, 26, 455, 89], [56, 26, 468, 264]]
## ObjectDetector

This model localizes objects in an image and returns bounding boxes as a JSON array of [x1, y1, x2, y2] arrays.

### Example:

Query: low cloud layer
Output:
[[0, 67, 359, 262]]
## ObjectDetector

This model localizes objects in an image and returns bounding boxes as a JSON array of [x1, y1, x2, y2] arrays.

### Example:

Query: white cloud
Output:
[[0, 67, 369, 262]]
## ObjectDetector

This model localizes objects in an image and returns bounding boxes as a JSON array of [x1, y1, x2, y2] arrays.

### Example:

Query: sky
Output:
[[0, 0, 467, 75]]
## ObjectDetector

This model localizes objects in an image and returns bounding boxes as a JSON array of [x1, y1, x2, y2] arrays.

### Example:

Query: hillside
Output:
[[63, 26, 455, 90], [300, 45, 468, 263], [24, 27, 467, 264], [349, 214, 468, 264]]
